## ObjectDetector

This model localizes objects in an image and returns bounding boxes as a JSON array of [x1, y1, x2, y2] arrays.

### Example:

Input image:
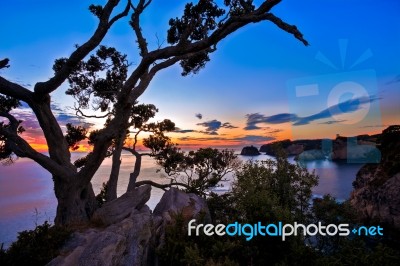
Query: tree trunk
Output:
[[106, 129, 128, 201], [127, 150, 142, 192], [106, 154, 122, 201], [54, 177, 97, 226]]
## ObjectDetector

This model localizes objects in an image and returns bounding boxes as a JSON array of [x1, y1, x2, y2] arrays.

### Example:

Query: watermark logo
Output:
[[188, 219, 383, 241], [286, 39, 381, 166]]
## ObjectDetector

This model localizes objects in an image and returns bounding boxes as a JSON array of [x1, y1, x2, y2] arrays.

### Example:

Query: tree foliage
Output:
[[150, 147, 241, 195], [0, 0, 309, 225]]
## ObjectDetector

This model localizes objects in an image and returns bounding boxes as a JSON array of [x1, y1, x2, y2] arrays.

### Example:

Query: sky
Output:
[[1, 0, 399, 151]]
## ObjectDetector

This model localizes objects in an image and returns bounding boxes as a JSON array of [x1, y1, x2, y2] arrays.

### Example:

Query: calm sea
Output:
[[0, 151, 363, 247]]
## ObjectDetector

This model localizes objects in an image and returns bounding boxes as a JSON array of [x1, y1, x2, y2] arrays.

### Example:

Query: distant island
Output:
[[259, 132, 382, 162], [240, 145, 261, 156]]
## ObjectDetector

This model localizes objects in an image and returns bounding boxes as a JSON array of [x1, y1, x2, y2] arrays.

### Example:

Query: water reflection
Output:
[[0, 152, 364, 247]]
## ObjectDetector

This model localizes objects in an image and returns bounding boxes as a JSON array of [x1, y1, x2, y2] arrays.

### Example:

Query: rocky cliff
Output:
[[350, 125, 400, 230]]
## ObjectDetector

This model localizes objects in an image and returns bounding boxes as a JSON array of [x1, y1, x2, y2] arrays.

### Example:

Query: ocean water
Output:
[[0, 152, 363, 247]]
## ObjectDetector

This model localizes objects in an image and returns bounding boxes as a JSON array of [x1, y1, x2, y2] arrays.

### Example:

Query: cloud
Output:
[[293, 95, 379, 126], [386, 74, 400, 85], [5, 103, 94, 145], [195, 113, 203, 119], [177, 135, 275, 143], [359, 124, 389, 129], [222, 122, 238, 129], [197, 119, 222, 132], [267, 129, 283, 134], [245, 95, 379, 128], [235, 135, 275, 142], [244, 113, 297, 130], [319, 120, 347, 125], [196, 119, 238, 135], [174, 128, 196, 134]]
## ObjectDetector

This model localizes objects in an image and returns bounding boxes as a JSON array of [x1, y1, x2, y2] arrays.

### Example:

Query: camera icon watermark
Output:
[[287, 39, 381, 166]]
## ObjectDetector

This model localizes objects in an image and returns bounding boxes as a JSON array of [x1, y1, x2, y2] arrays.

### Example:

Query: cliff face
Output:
[[350, 166, 400, 229], [350, 126, 400, 230]]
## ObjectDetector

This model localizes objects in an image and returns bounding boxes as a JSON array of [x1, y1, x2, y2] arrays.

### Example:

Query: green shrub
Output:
[[0, 221, 71, 266]]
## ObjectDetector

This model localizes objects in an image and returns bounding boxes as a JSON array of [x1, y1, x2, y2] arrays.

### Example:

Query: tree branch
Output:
[[0, 76, 33, 103], [134, 179, 191, 191], [34, 0, 131, 96], [128, 52, 200, 102], [130, 0, 151, 56], [0, 112, 66, 176]]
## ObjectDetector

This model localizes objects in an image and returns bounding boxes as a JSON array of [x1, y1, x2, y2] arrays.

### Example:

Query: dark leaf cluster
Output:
[[0, 95, 20, 113], [130, 103, 158, 128], [89, 4, 103, 18], [54, 46, 128, 112], [65, 123, 88, 151], [167, 0, 225, 76], [167, 0, 225, 44]]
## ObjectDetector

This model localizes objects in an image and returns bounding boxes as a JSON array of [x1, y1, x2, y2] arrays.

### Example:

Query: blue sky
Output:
[[1, 0, 399, 148]]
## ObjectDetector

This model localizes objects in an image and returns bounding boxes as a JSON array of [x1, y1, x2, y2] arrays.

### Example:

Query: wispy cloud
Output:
[[195, 113, 203, 119], [386, 74, 400, 85], [174, 128, 196, 134], [245, 113, 297, 130], [244, 95, 379, 128], [359, 124, 389, 129], [177, 135, 275, 143], [319, 120, 347, 125]]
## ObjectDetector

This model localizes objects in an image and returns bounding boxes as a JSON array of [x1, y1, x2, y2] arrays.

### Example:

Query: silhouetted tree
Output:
[[0, 0, 308, 226]]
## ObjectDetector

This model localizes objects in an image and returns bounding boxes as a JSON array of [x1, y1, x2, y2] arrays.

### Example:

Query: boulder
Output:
[[153, 187, 210, 223], [48, 186, 211, 266], [152, 188, 211, 254], [47, 205, 153, 266], [91, 185, 151, 226]]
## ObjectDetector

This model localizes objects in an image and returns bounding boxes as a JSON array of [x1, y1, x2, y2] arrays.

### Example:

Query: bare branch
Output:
[[264, 13, 309, 46], [134, 179, 191, 191], [109, 0, 132, 25], [34, 0, 131, 96], [128, 52, 200, 102], [0, 76, 33, 103], [75, 106, 112, 119], [130, 0, 151, 56]]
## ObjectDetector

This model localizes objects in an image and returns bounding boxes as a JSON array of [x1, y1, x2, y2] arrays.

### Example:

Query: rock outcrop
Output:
[[260, 135, 380, 162], [240, 146, 260, 156], [350, 125, 400, 230], [91, 185, 151, 226], [48, 185, 210, 266]]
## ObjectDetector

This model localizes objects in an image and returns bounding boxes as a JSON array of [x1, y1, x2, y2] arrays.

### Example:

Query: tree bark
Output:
[[54, 177, 97, 226], [127, 150, 142, 192], [106, 129, 127, 201]]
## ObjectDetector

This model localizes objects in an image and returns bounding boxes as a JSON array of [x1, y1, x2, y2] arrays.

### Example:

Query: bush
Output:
[[158, 153, 320, 265], [0, 221, 71, 266], [159, 152, 400, 265]]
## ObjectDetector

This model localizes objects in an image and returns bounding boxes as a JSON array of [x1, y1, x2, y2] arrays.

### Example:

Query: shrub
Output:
[[0, 221, 71, 266]]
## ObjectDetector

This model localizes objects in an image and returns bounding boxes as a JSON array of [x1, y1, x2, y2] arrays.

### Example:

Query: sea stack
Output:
[[240, 145, 260, 156]]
